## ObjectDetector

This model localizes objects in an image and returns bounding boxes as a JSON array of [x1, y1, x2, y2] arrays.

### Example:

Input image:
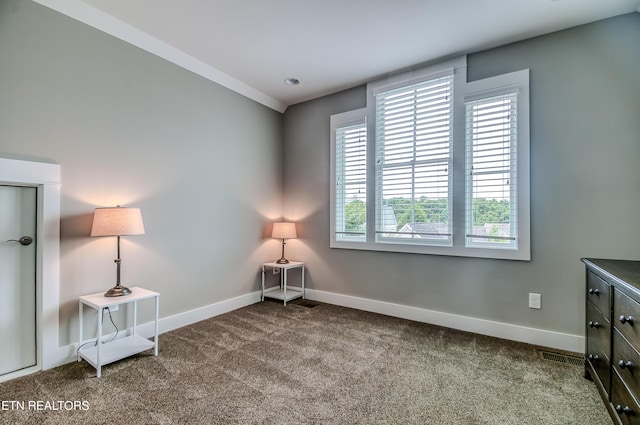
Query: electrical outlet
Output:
[[529, 293, 541, 309], [104, 305, 118, 314], [273, 268, 280, 275]]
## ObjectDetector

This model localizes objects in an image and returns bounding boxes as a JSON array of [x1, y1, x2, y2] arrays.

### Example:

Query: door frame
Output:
[[0, 157, 60, 383]]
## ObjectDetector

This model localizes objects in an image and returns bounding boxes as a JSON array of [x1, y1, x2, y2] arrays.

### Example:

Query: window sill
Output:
[[330, 240, 530, 261]]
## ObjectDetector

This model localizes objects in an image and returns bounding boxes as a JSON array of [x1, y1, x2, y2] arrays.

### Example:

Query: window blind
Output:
[[465, 92, 518, 248], [375, 75, 453, 243], [335, 122, 367, 241]]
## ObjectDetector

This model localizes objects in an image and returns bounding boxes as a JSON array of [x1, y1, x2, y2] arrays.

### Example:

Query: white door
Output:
[[0, 185, 37, 376]]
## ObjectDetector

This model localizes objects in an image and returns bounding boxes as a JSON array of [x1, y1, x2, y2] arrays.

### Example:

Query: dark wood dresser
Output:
[[583, 258, 640, 425]]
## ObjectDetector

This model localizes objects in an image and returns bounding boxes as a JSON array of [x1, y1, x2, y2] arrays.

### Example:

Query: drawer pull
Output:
[[619, 360, 634, 369], [616, 405, 633, 415], [588, 288, 600, 295], [588, 354, 600, 362], [620, 315, 634, 325], [588, 321, 600, 328]]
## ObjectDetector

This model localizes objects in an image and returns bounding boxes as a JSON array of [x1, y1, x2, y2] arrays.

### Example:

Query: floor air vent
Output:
[[538, 350, 584, 366], [291, 299, 320, 308]]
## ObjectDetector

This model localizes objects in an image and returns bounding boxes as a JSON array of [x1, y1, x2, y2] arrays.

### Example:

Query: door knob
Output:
[[5, 236, 33, 246]]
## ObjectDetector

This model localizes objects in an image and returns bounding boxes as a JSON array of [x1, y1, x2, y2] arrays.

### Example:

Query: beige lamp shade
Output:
[[91, 207, 145, 237], [272, 222, 297, 239]]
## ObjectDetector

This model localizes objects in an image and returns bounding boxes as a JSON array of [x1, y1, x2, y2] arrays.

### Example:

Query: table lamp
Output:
[[272, 222, 297, 264], [91, 206, 145, 297]]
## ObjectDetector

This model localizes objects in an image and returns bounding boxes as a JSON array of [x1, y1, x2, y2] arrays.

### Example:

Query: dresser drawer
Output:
[[614, 329, 640, 401], [612, 370, 640, 425], [615, 289, 640, 350], [583, 259, 640, 425], [588, 301, 611, 393], [587, 270, 611, 316]]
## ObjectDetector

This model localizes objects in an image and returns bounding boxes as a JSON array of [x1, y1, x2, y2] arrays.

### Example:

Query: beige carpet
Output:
[[0, 300, 611, 424]]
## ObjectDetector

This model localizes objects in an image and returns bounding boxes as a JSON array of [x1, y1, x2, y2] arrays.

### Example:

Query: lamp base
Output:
[[104, 284, 131, 297], [276, 257, 290, 264]]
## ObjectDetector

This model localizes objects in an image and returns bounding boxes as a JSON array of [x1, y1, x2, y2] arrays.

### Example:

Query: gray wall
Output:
[[0, 0, 283, 345], [1, 0, 637, 352], [282, 13, 640, 338]]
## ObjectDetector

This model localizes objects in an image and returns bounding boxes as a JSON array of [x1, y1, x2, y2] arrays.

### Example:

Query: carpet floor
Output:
[[0, 300, 611, 424]]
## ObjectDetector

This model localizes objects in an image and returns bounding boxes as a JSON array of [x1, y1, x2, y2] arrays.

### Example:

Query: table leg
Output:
[[133, 300, 138, 337], [283, 268, 288, 306], [97, 307, 103, 378], [78, 302, 83, 361], [302, 265, 305, 299], [261, 265, 265, 302], [154, 295, 159, 356]]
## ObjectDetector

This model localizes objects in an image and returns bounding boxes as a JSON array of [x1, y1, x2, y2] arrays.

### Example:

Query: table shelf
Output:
[[263, 286, 303, 302], [78, 335, 155, 368]]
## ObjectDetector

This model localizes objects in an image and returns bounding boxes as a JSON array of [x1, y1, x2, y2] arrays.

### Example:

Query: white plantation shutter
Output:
[[335, 121, 367, 241], [374, 74, 453, 244], [465, 92, 518, 249], [331, 60, 529, 260]]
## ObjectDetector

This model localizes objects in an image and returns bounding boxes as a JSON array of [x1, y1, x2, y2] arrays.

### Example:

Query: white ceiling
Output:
[[35, 0, 640, 112]]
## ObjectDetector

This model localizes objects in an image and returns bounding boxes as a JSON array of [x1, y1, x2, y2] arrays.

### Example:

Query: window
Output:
[[375, 74, 453, 246], [330, 57, 530, 260], [465, 92, 518, 249], [331, 109, 367, 246], [462, 70, 530, 260]]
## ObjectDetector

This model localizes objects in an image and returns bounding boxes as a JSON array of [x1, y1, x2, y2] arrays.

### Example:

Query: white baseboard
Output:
[[305, 289, 584, 353], [48, 290, 262, 369], [47, 288, 582, 371], [137, 290, 262, 337]]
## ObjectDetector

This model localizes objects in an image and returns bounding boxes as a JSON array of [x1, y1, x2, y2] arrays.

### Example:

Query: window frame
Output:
[[330, 108, 368, 249], [465, 91, 519, 251], [374, 73, 454, 247], [462, 70, 530, 260], [330, 57, 530, 260]]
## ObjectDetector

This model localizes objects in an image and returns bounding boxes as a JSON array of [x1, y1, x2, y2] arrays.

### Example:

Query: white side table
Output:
[[78, 287, 159, 377], [261, 261, 305, 305]]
